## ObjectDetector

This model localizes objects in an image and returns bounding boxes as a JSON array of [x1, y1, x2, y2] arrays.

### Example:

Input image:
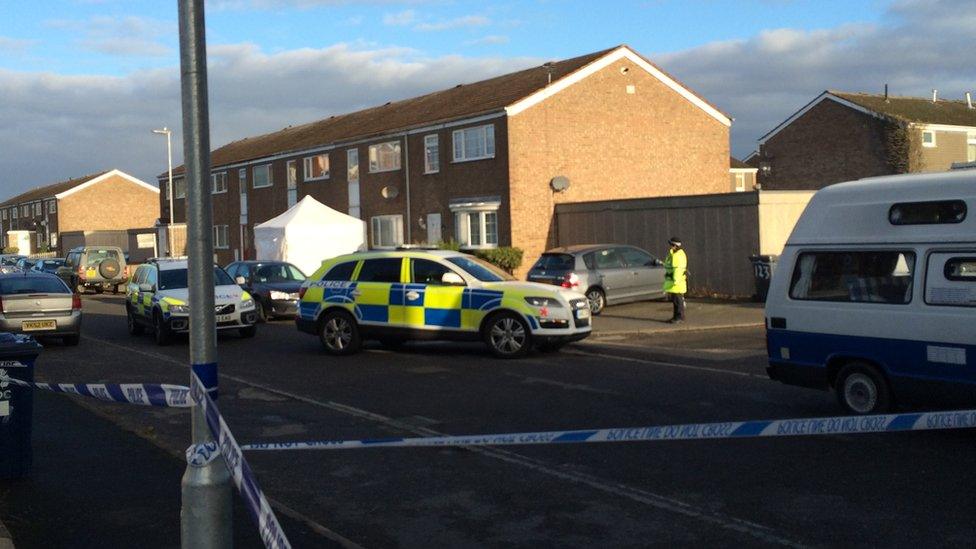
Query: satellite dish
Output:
[[550, 176, 570, 192], [381, 186, 399, 199]]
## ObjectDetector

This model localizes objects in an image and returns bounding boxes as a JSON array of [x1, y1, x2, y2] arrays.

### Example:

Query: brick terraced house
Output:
[[752, 90, 976, 190], [0, 169, 160, 253], [159, 45, 732, 274]]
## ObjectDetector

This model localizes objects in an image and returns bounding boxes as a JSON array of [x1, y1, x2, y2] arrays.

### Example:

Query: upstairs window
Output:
[[368, 141, 401, 173], [453, 124, 495, 162], [1, 209, 6, 220], [22, 205, 29, 217], [174, 178, 186, 199], [304, 154, 330, 180], [33, 203, 41, 216], [48, 201, 56, 214], [424, 134, 440, 173], [921, 130, 936, 148], [211, 172, 228, 194], [253, 164, 273, 188]]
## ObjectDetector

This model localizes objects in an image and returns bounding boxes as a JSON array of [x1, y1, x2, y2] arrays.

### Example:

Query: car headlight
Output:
[[241, 298, 255, 310], [169, 304, 189, 314], [269, 290, 294, 300], [524, 296, 563, 308]]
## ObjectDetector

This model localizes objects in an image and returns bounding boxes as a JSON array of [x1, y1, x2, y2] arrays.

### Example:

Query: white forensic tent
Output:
[[253, 196, 366, 276]]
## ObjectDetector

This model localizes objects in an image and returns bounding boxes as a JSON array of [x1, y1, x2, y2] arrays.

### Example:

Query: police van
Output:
[[296, 250, 592, 358], [126, 258, 258, 345], [765, 171, 975, 414]]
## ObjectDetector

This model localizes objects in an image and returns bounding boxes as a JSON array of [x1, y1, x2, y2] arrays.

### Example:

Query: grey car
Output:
[[0, 271, 82, 345], [527, 244, 666, 314]]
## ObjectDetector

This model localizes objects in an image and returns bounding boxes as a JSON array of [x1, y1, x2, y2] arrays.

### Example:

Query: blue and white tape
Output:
[[190, 373, 291, 549], [1, 377, 192, 408], [241, 408, 976, 452]]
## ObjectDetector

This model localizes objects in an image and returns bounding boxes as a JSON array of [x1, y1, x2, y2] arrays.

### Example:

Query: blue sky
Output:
[[1, 0, 974, 196]]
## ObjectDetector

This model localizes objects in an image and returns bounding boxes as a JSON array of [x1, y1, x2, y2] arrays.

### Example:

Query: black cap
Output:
[[668, 237, 682, 247]]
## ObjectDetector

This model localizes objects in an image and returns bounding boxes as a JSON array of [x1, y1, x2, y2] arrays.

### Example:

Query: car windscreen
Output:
[[0, 276, 69, 295], [532, 254, 575, 271], [252, 263, 306, 283], [446, 256, 515, 282], [159, 267, 235, 290]]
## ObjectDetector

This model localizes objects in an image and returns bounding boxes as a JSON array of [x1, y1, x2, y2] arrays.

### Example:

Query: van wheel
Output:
[[835, 362, 891, 415], [585, 287, 605, 315], [319, 309, 361, 355], [153, 310, 173, 346], [484, 312, 532, 359]]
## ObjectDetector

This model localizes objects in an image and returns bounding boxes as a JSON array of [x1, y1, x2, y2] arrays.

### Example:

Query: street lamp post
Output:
[[152, 127, 174, 225]]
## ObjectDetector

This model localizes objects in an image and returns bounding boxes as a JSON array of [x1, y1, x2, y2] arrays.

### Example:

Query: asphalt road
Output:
[[5, 294, 976, 548]]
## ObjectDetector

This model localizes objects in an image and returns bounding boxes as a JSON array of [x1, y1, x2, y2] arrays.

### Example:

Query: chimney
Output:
[[543, 62, 553, 85], [932, 89, 938, 103], [967, 92, 973, 109], [884, 83, 889, 102]]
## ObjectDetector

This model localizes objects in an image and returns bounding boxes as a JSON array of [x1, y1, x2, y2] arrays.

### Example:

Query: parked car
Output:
[[58, 246, 129, 294], [297, 250, 591, 358], [0, 270, 82, 345], [527, 244, 666, 315], [32, 258, 66, 275], [0, 254, 26, 267], [15, 258, 36, 271], [225, 260, 306, 321], [126, 258, 258, 345]]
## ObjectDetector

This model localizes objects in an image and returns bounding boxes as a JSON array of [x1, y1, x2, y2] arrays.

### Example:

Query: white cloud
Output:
[[415, 15, 490, 32], [0, 36, 37, 54], [45, 15, 174, 58], [383, 9, 418, 26], [464, 35, 510, 46]]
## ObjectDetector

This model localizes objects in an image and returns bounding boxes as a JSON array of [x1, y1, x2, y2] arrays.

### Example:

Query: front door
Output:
[[426, 213, 442, 245], [347, 149, 361, 219]]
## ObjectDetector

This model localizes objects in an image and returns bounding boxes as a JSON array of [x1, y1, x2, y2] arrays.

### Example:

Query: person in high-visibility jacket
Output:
[[663, 237, 687, 323]]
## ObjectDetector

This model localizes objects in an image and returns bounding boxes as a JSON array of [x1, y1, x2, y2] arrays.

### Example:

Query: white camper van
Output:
[[765, 171, 975, 414]]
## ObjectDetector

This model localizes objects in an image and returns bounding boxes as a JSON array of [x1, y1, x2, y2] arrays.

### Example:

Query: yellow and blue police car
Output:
[[126, 258, 258, 345], [296, 250, 592, 358]]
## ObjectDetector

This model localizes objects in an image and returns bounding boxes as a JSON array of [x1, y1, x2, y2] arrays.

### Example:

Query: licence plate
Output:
[[216, 314, 234, 323], [575, 308, 591, 320], [22, 319, 56, 331]]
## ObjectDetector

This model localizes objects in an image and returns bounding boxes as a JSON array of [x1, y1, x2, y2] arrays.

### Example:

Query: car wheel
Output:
[[835, 362, 892, 415], [585, 287, 606, 315], [318, 309, 361, 355], [256, 301, 268, 323], [126, 306, 145, 336], [62, 334, 80, 346], [484, 312, 532, 359], [153, 310, 173, 346], [239, 325, 257, 338]]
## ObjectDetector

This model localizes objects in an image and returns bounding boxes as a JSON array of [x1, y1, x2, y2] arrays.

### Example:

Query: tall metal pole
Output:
[[178, 1, 232, 547], [166, 130, 174, 226]]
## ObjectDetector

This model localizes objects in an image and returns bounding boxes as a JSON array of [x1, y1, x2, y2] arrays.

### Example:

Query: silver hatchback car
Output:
[[527, 244, 666, 314], [0, 271, 82, 345]]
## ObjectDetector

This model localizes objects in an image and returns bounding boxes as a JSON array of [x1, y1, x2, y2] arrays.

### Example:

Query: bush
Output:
[[1, 247, 18, 254], [436, 239, 461, 251], [473, 247, 523, 274]]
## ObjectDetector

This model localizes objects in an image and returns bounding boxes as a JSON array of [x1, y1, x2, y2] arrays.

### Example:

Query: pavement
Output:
[[590, 297, 765, 335]]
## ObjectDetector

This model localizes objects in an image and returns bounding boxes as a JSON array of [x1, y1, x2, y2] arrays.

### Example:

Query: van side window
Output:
[[322, 261, 357, 281], [925, 254, 976, 307], [790, 251, 915, 304], [889, 200, 966, 225]]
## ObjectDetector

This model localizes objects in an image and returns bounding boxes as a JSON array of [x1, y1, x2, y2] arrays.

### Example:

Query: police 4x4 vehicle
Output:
[[126, 258, 258, 345], [297, 250, 592, 358]]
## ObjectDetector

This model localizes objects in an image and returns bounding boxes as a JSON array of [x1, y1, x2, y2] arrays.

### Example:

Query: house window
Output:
[[347, 148, 360, 182], [921, 130, 936, 148], [33, 203, 41, 216], [303, 154, 330, 180], [253, 164, 272, 188], [174, 178, 186, 199], [213, 225, 229, 249], [11, 207, 17, 219], [968, 133, 976, 162], [368, 141, 401, 173], [286, 160, 298, 208], [424, 134, 440, 174], [211, 172, 228, 194], [48, 201, 56, 214], [1, 209, 6, 220], [370, 215, 403, 248], [238, 168, 247, 187], [452, 124, 495, 162], [454, 210, 499, 249], [735, 173, 746, 192], [22, 205, 29, 217]]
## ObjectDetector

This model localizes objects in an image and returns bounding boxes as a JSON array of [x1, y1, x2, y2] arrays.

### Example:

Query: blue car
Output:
[[32, 258, 66, 275]]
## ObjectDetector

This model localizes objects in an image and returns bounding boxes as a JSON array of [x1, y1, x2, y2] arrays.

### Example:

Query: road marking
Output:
[[565, 349, 767, 379], [84, 333, 803, 546]]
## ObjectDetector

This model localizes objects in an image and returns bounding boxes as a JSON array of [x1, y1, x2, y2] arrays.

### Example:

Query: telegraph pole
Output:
[[178, 0, 232, 546]]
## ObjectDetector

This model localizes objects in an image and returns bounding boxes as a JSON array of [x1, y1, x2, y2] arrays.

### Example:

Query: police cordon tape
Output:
[[2, 377, 193, 407], [240, 408, 976, 452], [190, 372, 291, 549]]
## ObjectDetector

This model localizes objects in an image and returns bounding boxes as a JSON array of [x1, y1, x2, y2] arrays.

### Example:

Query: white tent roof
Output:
[[255, 195, 359, 229]]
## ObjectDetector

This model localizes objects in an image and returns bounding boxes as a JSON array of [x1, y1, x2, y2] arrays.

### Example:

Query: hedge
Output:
[[435, 241, 524, 274]]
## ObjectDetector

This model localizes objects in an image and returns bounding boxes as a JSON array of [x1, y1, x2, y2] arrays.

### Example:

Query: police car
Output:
[[126, 258, 258, 345], [296, 250, 592, 358]]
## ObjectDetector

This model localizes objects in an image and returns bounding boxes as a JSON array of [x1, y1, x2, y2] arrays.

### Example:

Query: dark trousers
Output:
[[669, 293, 685, 320]]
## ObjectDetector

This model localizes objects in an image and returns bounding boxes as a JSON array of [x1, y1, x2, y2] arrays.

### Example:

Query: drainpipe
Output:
[[403, 133, 412, 244]]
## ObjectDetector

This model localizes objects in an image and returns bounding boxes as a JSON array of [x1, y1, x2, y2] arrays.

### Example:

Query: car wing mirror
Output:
[[235, 276, 246, 285], [138, 283, 154, 292], [441, 272, 465, 286], [652, 259, 664, 267]]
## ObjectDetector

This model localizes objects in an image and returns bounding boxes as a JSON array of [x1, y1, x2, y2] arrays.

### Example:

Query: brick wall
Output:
[[507, 57, 730, 277], [58, 174, 159, 233], [758, 99, 894, 190]]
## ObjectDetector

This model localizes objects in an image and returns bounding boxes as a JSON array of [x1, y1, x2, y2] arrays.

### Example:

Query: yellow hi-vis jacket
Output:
[[663, 248, 687, 294]]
